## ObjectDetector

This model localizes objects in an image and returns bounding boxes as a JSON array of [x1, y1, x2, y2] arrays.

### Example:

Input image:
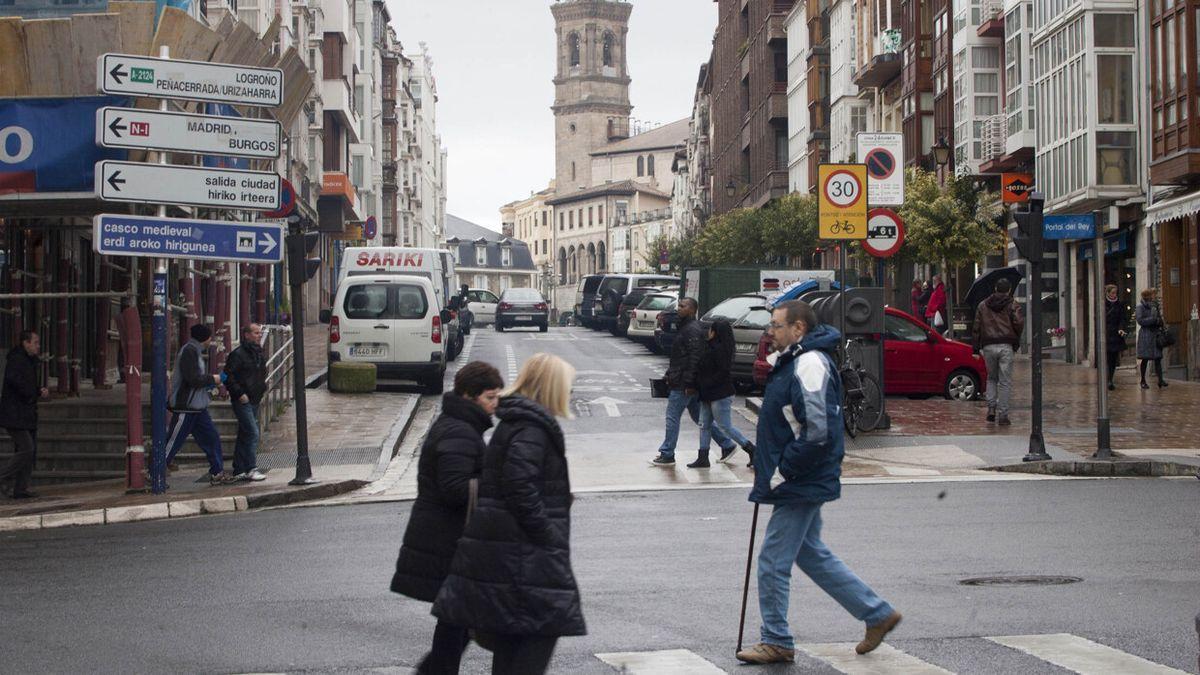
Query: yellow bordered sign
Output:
[[818, 164, 868, 240]]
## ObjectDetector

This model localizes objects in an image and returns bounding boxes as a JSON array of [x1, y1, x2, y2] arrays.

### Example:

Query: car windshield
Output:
[[599, 277, 630, 296], [704, 295, 765, 322], [503, 288, 543, 302], [638, 294, 676, 311]]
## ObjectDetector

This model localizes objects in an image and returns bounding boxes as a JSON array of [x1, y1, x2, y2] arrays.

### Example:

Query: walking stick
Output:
[[736, 502, 761, 653]]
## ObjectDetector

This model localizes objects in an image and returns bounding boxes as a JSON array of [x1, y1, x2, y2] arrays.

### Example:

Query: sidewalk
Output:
[[1, 325, 421, 531]]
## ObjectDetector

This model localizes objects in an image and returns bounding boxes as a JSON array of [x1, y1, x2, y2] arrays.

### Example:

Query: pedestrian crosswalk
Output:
[[591, 634, 1190, 674]]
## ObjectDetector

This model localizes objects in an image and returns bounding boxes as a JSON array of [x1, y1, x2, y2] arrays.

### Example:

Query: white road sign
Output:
[[96, 107, 282, 159], [97, 53, 284, 107], [857, 132, 905, 206], [95, 160, 281, 211]]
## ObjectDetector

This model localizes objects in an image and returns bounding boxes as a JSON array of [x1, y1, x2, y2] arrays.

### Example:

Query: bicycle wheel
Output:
[[854, 370, 883, 433], [842, 391, 860, 438]]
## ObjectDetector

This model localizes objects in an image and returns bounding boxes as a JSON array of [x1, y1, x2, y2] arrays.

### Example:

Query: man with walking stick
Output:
[[735, 300, 902, 664]]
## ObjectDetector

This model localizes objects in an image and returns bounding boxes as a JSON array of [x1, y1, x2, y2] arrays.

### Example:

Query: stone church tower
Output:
[[550, 0, 633, 193]]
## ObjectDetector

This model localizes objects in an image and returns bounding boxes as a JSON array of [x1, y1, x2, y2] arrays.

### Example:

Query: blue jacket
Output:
[[750, 324, 844, 505]]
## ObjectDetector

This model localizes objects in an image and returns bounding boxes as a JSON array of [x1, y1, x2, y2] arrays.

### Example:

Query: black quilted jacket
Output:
[[432, 395, 586, 637]]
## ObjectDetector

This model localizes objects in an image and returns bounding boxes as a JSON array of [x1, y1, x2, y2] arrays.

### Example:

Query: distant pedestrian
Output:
[[736, 301, 900, 665], [909, 279, 924, 317], [165, 324, 232, 485], [392, 361, 504, 675], [1135, 288, 1168, 389], [925, 275, 947, 333], [651, 297, 732, 466], [1103, 285, 1128, 390], [0, 331, 49, 500], [224, 323, 268, 482], [693, 319, 756, 468], [972, 278, 1023, 426], [433, 353, 585, 675]]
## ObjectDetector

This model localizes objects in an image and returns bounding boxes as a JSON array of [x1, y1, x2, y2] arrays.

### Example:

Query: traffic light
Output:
[[286, 230, 321, 286], [1012, 191, 1045, 264]]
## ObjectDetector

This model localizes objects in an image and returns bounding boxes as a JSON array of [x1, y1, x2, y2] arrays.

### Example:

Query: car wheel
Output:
[[539, 323, 548, 333], [944, 369, 981, 401], [495, 322, 504, 332]]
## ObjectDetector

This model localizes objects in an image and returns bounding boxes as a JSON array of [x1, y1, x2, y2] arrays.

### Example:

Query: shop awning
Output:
[[1144, 190, 1200, 226]]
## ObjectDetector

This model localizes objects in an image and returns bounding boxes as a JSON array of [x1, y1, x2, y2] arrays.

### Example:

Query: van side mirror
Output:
[[318, 309, 331, 324]]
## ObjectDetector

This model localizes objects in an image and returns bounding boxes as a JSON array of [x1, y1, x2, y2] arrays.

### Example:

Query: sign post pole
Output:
[[1092, 209, 1112, 460], [149, 46, 171, 495], [287, 220, 316, 486]]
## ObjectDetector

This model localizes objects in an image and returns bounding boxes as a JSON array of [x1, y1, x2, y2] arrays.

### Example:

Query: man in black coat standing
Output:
[[0, 331, 49, 499], [224, 323, 269, 482], [651, 298, 732, 466], [392, 361, 503, 674]]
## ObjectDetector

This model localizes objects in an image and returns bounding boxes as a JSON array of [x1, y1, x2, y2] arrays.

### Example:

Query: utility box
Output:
[[681, 267, 764, 314]]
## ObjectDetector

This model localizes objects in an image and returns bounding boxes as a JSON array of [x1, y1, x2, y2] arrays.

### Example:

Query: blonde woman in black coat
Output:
[[433, 353, 584, 675], [391, 362, 504, 675]]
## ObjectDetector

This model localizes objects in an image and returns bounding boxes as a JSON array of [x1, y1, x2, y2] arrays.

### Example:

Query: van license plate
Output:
[[516, 315, 531, 321], [350, 346, 385, 357], [736, 343, 755, 353]]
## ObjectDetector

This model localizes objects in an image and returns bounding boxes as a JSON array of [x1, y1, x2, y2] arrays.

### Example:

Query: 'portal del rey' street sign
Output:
[[95, 160, 281, 211], [94, 214, 285, 264], [97, 53, 284, 107], [95, 107, 282, 159]]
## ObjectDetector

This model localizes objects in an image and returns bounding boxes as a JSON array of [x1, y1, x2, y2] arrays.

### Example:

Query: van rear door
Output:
[[339, 281, 396, 363]]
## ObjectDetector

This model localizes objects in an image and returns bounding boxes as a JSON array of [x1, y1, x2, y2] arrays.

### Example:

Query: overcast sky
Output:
[[386, 0, 718, 231]]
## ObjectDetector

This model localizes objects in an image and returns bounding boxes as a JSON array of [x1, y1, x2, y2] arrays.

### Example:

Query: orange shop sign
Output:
[[1001, 173, 1034, 203]]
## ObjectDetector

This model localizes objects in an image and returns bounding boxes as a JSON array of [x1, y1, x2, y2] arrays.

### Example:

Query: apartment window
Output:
[[542, 239, 548, 254], [637, 156, 645, 176], [569, 211, 574, 229], [475, 245, 487, 266], [500, 276, 511, 291], [1094, 14, 1135, 48], [501, 247, 512, 267], [1097, 55, 1134, 124], [588, 206, 594, 226], [850, 106, 868, 134], [616, 200, 628, 224], [474, 274, 488, 290], [975, 73, 999, 93], [741, 147, 751, 183], [1097, 131, 1136, 185], [598, 205, 604, 224], [975, 96, 999, 115], [351, 155, 364, 188], [559, 213, 564, 231], [541, 211, 547, 228], [1164, 17, 1176, 99], [775, 129, 788, 168], [972, 46, 1000, 68]]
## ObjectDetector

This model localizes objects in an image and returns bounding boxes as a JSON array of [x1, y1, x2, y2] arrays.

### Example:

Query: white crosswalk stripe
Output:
[[595, 649, 725, 674], [986, 634, 1189, 675], [797, 642, 954, 674]]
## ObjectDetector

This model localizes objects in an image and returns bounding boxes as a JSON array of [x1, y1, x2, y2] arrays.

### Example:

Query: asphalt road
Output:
[[1, 480, 1196, 674]]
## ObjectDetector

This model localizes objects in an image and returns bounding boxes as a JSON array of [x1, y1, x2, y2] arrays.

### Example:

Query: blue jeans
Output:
[[699, 396, 750, 451], [232, 400, 261, 475], [657, 389, 731, 458], [758, 502, 894, 649], [165, 410, 224, 475]]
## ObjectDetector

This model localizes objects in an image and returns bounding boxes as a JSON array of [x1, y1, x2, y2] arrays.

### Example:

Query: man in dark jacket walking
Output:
[[736, 301, 900, 665], [651, 297, 733, 466], [972, 278, 1024, 425], [0, 331, 49, 499], [166, 324, 230, 485], [224, 323, 269, 482], [392, 361, 503, 674]]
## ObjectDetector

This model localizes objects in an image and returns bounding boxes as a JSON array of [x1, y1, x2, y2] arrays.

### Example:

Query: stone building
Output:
[[444, 215, 538, 295]]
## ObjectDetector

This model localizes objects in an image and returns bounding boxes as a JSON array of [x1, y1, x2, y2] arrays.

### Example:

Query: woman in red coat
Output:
[[924, 275, 947, 332]]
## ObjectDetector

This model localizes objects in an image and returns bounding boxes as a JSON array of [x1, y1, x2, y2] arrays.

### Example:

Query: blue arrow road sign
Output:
[[1043, 214, 1095, 240], [93, 214, 284, 263]]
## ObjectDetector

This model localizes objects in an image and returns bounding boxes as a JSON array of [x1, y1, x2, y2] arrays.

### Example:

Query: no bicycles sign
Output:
[[819, 164, 867, 240]]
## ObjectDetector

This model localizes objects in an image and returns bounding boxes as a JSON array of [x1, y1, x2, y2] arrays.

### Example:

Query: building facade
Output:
[[445, 215, 538, 295]]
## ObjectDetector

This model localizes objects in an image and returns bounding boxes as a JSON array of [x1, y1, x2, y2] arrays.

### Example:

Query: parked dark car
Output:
[[594, 274, 678, 332], [615, 285, 678, 337], [574, 275, 604, 329], [495, 287, 550, 332]]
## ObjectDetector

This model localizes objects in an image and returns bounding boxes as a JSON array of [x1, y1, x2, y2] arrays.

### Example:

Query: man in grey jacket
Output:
[[166, 324, 231, 485]]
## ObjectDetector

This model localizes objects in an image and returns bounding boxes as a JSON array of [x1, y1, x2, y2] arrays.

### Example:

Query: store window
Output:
[[1097, 55, 1133, 124]]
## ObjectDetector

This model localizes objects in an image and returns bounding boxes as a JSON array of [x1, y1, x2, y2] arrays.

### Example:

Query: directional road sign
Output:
[[863, 208, 905, 258], [94, 214, 284, 263], [857, 132, 905, 205], [95, 160, 281, 211], [96, 107, 282, 159], [97, 53, 284, 107], [818, 164, 868, 240]]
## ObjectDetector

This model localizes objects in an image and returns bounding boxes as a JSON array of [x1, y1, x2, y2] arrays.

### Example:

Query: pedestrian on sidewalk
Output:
[[1136, 288, 1169, 389], [1104, 285, 1128, 390], [433, 353, 585, 675], [0, 331, 49, 500], [736, 301, 901, 665], [693, 319, 756, 468], [392, 361, 504, 675], [651, 297, 732, 466], [972, 277, 1023, 426], [909, 279, 925, 318], [224, 323, 268, 482], [925, 275, 947, 333], [165, 324, 232, 485]]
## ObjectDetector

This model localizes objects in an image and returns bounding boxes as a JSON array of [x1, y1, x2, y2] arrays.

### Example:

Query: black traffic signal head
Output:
[[1012, 191, 1045, 264], [286, 231, 321, 286]]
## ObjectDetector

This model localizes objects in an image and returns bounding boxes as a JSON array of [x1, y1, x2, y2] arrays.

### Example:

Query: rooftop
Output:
[[591, 118, 690, 156]]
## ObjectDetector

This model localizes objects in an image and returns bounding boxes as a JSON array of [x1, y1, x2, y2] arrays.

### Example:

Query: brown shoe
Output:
[[856, 611, 902, 654], [735, 642, 795, 664]]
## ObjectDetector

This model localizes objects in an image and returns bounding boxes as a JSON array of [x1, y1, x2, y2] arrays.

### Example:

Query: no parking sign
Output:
[[857, 132, 904, 206]]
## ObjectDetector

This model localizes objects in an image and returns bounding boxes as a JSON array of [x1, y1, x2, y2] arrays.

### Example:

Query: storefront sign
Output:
[[1044, 214, 1095, 240], [1078, 231, 1130, 260], [1001, 173, 1034, 203]]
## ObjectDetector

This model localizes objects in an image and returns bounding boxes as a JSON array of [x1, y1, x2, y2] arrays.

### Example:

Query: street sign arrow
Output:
[[94, 160, 281, 211], [97, 53, 284, 107], [95, 107, 282, 159], [94, 214, 286, 264], [588, 396, 628, 417]]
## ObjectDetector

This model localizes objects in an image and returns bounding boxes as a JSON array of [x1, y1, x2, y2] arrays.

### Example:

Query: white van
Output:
[[339, 247, 463, 359], [322, 274, 447, 394]]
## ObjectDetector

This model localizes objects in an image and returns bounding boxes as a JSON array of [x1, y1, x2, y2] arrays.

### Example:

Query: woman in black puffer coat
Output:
[[391, 361, 503, 675], [433, 353, 584, 675], [690, 319, 755, 468]]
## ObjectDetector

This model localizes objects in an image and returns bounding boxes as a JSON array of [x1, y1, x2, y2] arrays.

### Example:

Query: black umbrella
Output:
[[964, 266, 1025, 312]]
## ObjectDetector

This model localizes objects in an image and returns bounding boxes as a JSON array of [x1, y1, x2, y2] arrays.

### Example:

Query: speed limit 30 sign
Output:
[[818, 164, 867, 240]]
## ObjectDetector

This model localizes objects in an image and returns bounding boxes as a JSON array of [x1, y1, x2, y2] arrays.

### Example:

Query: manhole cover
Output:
[[959, 575, 1082, 586]]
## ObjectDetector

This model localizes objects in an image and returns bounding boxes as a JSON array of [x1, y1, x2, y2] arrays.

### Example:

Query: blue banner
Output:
[[0, 96, 129, 194], [1044, 214, 1096, 240], [94, 214, 285, 264], [0, 0, 108, 19]]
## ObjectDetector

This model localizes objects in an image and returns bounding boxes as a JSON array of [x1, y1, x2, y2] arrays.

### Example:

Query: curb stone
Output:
[[987, 459, 1197, 477]]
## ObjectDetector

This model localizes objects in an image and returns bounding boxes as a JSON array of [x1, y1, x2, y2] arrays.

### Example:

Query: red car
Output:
[[753, 307, 987, 400]]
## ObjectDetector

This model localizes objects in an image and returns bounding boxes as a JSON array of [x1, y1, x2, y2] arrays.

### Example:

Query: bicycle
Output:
[[839, 338, 883, 438], [829, 220, 856, 235]]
